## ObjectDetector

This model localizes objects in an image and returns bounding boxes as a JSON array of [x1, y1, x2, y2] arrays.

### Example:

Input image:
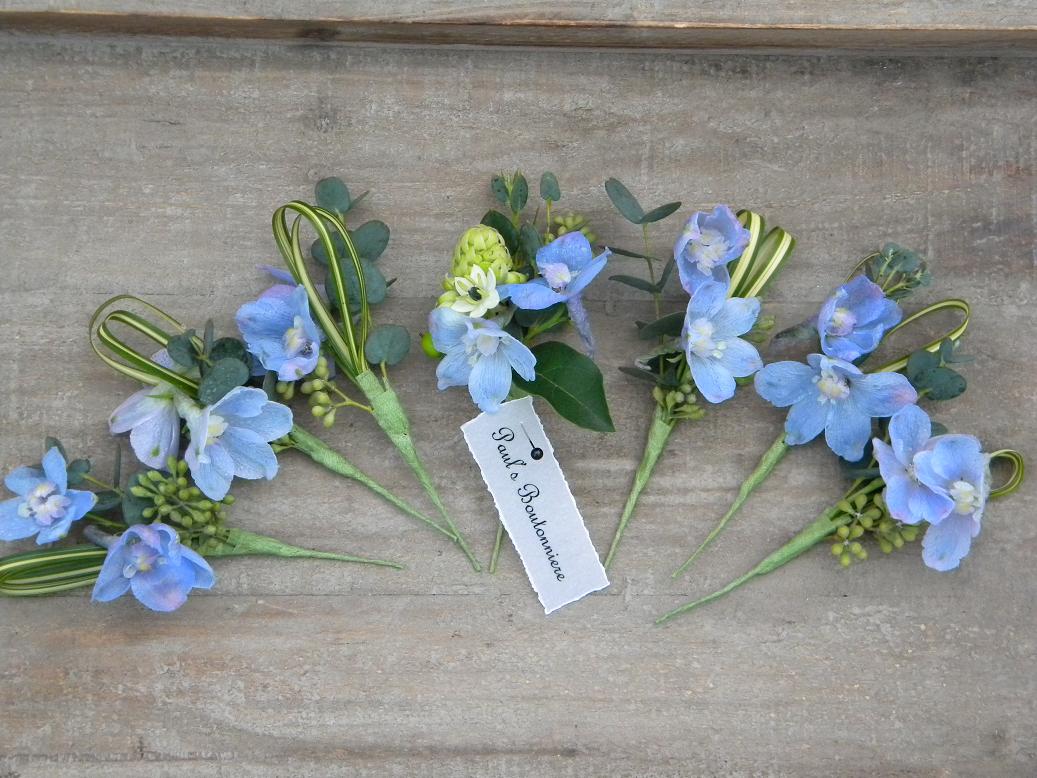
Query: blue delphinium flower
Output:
[[755, 354, 918, 461], [236, 284, 323, 381], [498, 231, 610, 356], [818, 275, 902, 361], [914, 434, 990, 571], [674, 205, 751, 294], [181, 387, 293, 500], [109, 349, 185, 469], [91, 523, 214, 612], [428, 307, 536, 413], [873, 405, 953, 525], [681, 280, 763, 403], [0, 447, 96, 544]]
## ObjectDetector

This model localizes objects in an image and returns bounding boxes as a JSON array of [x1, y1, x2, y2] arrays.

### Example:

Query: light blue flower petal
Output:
[[917, 434, 983, 485], [187, 442, 236, 501], [712, 295, 760, 338], [565, 250, 610, 297], [223, 401, 293, 442], [499, 279, 568, 310], [906, 482, 954, 525], [566, 296, 596, 356], [92, 545, 133, 603], [755, 361, 818, 407], [109, 388, 164, 434], [784, 396, 828, 445], [41, 447, 67, 493], [220, 427, 279, 480], [686, 279, 728, 321], [0, 497, 38, 541], [536, 231, 593, 274], [36, 518, 74, 544], [180, 546, 216, 589], [436, 346, 473, 390], [212, 386, 269, 419], [131, 561, 195, 612], [129, 403, 181, 468], [824, 398, 873, 461], [260, 265, 297, 284], [716, 337, 762, 379], [500, 336, 537, 382], [65, 489, 97, 523], [4, 466, 44, 497], [468, 349, 512, 413], [922, 514, 976, 571], [851, 372, 918, 417], [689, 354, 736, 404], [888, 404, 931, 465], [873, 438, 902, 483], [428, 307, 469, 352]]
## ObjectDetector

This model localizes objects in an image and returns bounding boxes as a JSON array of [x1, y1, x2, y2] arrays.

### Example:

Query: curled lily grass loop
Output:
[[989, 449, 1025, 499], [873, 298, 970, 374]]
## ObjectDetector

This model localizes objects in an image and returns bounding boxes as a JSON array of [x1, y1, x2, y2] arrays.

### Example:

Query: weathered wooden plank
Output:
[[1, 1, 1036, 52], [0, 32, 1034, 777]]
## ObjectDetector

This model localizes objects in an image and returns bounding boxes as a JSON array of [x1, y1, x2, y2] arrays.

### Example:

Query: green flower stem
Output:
[[657, 479, 884, 624], [287, 425, 455, 542], [489, 522, 506, 574], [672, 432, 790, 579], [353, 369, 482, 571], [83, 474, 120, 494], [642, 223, 661, 320], [206, 528, 402, 569], [603, 406, 677, 570]]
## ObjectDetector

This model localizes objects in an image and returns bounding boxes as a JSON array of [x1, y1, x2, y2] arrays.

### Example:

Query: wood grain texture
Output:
[[0, 31, 1035, 777], [1, 1, 1037, 53]]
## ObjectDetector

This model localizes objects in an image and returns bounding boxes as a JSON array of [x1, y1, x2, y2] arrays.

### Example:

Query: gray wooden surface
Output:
[[0, 30, 1035, 778]]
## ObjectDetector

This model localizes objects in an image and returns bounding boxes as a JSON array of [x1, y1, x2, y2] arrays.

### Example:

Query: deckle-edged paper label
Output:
[[461, 396, 609, 614]]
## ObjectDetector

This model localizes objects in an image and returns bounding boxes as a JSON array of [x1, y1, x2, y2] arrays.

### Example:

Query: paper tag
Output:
[[461, 396, 609, 614]]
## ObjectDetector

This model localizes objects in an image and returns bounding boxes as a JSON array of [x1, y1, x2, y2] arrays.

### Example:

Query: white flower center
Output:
[[828, 306, 857, 337], [463, 328, 502, 365], [282, 315, 315, 359], [19, 481, 70, 526], [690, 228, 730, 273], [123, 541, 162, 578], [685, 317, 726, 359], [815, 368, 851, 403], [541, 262, 573, 292], [206, 414, 228, 447], [949, 479, 981, 515]]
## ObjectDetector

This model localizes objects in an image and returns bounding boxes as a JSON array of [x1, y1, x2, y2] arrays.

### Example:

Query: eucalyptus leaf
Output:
[[203, 320, 215, 355], [491, 175, 510, 206], [481, 209, 519, 255], [605, 178, 645, 223], [610, 274, 659, 294], [540, 172, 561, 202], [365, 324, 411, 366], [310, 231, 348, 266], [929, 421, 949, 436], [209, 338, 248, 364], [121, 477, 151, 525], [638, 201, 682, 224], [262, 370, 277, 400], [93, 490, 122, 513], [519, 223, 542, 262], [609, 246, 662, 261], [906, 349, 940, 382], [66, 458, 91, 487], [638, 312, 685, 340], [44, 436, 67, 459], [327, 256, 388, 312], [513, 341, 614, 432], [197, 358, 250, 405], [351, 220, 390, 261], [315, 177, 351, 216], [166, 331, 199, 368], [916, 366, 966, 401], [657, 258, 677, 290], [509, 173, 529, 213]]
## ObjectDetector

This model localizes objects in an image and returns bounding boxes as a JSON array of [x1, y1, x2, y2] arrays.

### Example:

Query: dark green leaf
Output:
[[203, 320, 215, 355], [44, 436, 67, 459], [609, 246, 662, 261], [618, 366, 661, 385], [638, 201, 682, 224], [519, 223, 542, 262], [540, 172, 561, 202], [327, 256, 388, 312], [93, 490, 122, 513], [906, 349, 940, 382], [657, 258, 677, 290], [66, 458, 91, 487], [310, 231, 348, 266], [514, 302, 567, 330], [638, 312, 685, 340], [610, 274, 659, 293], [351, 220, 390, 262], [929, 421, 949, 436], [509, 173, 528, 213], [209, 338, 248, 364], [315, 177, 351, 216], [166, 331, 199, 368], [916, 366, 967, 401], [121, 477, 151, 525], [365, 324, 411, 366], [491, 175, 510, 206], [197, 358, 250, 405], [773, 317, 818, 345], [262, 370, 277, 400], [513, 341, 614, 432], [480, 210, 519, 255], [604, 178, 645, 223]]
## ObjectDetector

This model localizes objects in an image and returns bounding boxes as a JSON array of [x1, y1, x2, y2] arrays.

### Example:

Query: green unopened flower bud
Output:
[[142, 507, 156, 519], [312, 391, 331, 406], [901, 525, 919, 542], [840, 552, 852, 567], [679, 384, 693, 394], [836, 525, 850, 540], [130, 485, 151, 498], [451, 226, 513, 277], [831, 543, 844, 556], [312, 405, 327, 418], [169, 510, 183, 524], [160, 483, 175, 496], [879, 537, 894, 554], [176, 477, 187, 488], [204, 524, 217, 536], [222, 495, 235, 506], [310, 379, 325, 391], [652, 386, 665, 405], [157, 503, 171, 515], [188, 487, 201, 499], [153, 495, 166, 507], [177, 488, 192, 501], [314, 356, 330, 379], [147, 470, 164, 483], [849, 524, 865, 540], [166, 456, 179, 474], [421, 331, 443, 359], [323, 410, 337, 428]]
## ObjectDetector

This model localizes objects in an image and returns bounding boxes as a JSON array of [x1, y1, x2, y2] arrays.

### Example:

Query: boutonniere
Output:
[[598, 179, 795, 570], [424, 171, 615, 570], [657, 245, 1025, 623]]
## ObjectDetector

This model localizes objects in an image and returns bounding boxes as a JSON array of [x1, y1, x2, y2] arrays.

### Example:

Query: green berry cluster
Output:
[[299, 355, 339, 428], [829, 489, 920, 567], [547, 212, 597, 244], [652, 382, 705, 422], [129, 458, 235, 540], [744, 314, 776, 345]]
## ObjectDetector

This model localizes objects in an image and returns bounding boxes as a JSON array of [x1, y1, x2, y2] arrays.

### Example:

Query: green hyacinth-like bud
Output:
[[553, 212, 597, 244], [451, 226, 513, 278]]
